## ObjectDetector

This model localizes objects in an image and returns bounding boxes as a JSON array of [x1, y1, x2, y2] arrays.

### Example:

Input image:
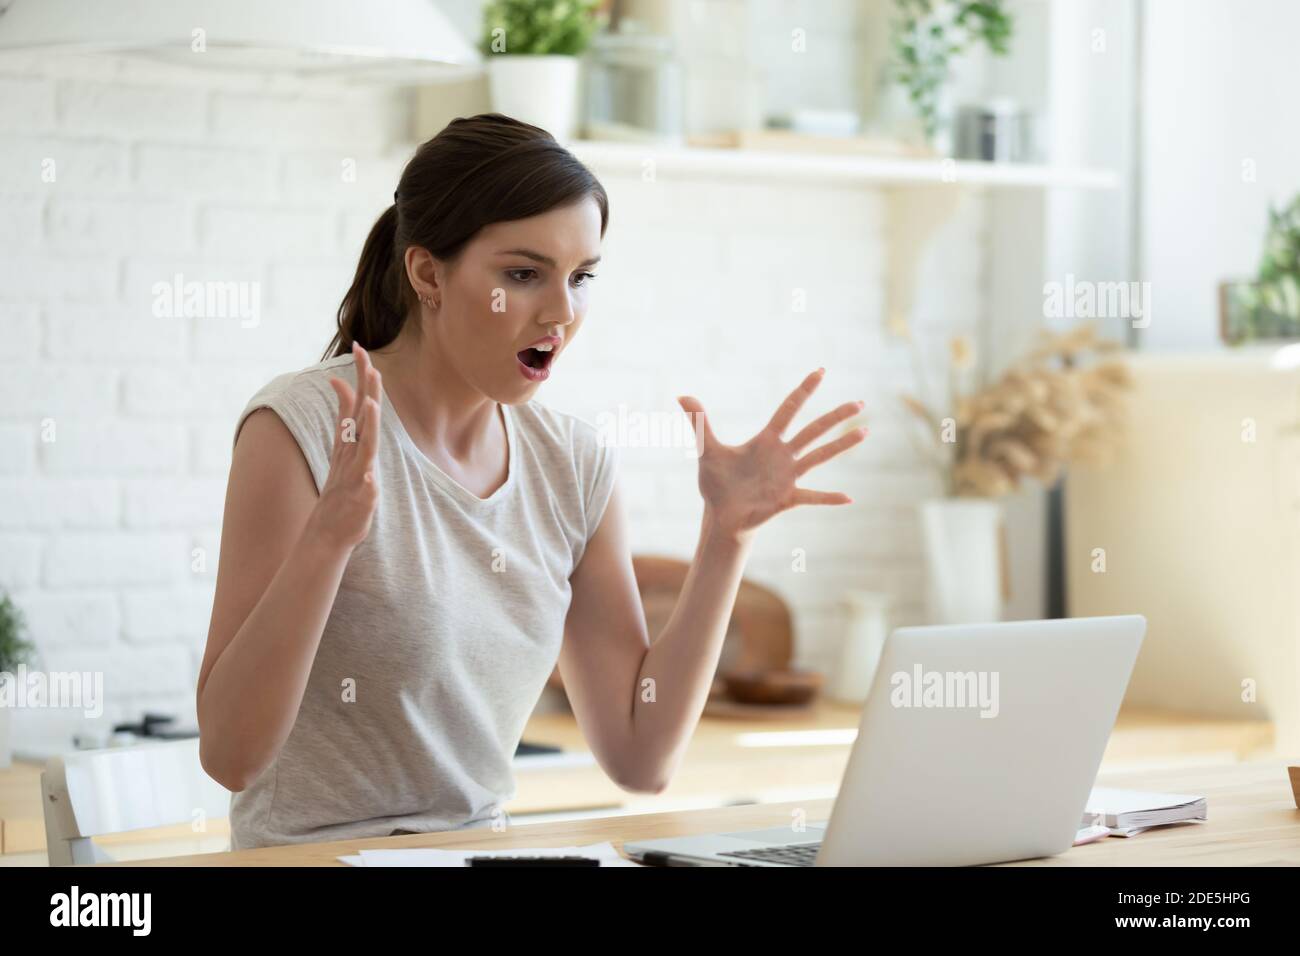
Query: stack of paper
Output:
[[1083, 787, 1207, 837], [338, 841, 642, 867]]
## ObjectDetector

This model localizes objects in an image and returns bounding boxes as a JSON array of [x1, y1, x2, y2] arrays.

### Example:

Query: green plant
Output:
[[1222, 195, 1300, 342], [1250, 196, 1300, 334], [0, 592, 35, 673], [888, 0, 1014, 142], [480, 0, 602, 57]]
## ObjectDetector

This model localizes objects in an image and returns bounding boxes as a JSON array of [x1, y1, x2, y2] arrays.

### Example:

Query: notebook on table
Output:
[[1083, 787, 1207, 837]]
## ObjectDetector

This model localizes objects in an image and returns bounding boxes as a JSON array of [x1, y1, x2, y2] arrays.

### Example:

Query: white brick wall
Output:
[[0, 39, 985, 757], [1, 53, 414, 753]]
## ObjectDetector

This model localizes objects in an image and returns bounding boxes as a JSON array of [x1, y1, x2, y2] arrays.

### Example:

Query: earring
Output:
[[418, 292, 433, 308]]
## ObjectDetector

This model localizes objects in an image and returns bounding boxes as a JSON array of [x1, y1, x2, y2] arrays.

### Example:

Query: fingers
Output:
[[795, 426, 868, 476], [358, 394, 381, 463], [343, 341, 382, 451], [328, 377, 356, 439], [363, 344, 382, 407], [329, 344, 382, 466], [677, 395, 718, 450], [788, 400, 865, 453], [792, 488, 853, 506], [766, 368, 825, 438], [350, 342, 371, 425]]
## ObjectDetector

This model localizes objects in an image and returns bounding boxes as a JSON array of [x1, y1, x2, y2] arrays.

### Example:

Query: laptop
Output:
[[623, 614, 1146, 867]]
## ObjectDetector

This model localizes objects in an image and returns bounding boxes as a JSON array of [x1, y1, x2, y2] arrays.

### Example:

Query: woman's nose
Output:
[[540, 286, 578, 329]]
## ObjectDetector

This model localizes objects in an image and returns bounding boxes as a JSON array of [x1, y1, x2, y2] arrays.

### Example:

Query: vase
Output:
[[486, 54, 582, 141], [833, 591, 892, 703], [919, 498, 1004, 624]]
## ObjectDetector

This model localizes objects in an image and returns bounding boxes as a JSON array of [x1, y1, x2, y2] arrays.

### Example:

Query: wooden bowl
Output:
[[722, 669, 823, 706]]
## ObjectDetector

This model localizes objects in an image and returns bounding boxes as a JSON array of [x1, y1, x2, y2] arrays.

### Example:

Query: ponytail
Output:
[[324, 203, 403, 360]]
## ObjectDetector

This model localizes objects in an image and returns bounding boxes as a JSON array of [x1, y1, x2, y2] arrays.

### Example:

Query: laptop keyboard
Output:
[[716, 841, 822, 867]]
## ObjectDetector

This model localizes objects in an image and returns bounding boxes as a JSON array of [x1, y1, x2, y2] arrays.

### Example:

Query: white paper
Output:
[[1082, 787, 1207, 836], [1085, 787, 1204, 814], [1072, 824, 1112, 846], [339, 841, 641, 867]]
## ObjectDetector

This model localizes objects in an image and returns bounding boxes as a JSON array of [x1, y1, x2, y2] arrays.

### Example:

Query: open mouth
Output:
[[517, 343, 559, 382], [516, 347, 555, 371]]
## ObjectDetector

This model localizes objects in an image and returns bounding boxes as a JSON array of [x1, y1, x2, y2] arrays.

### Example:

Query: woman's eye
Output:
[[507, 269, 535, 283], [573, 271, 597, 287]]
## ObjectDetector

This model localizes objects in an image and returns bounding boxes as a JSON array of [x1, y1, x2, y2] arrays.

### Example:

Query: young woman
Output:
[[196, 113, 867, 850]]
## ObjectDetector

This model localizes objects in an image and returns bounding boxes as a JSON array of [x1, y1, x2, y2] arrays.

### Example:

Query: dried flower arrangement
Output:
[[901, 323, 1132, 497]]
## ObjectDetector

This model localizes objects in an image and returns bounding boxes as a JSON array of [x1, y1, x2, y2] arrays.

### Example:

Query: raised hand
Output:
[[311, 342, 382, 552], [677, 368, 866, 541]]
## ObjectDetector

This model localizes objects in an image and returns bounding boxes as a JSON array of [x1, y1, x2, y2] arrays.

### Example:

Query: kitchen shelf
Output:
[[568, 137, 1121, 343], [568, 139, 1119, 191]]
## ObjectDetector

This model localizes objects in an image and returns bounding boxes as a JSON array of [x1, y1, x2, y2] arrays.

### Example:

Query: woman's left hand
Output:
[[677, 368, 867, 542]]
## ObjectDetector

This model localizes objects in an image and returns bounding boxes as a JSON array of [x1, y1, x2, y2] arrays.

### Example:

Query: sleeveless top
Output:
[[224, 354, 618, 849]]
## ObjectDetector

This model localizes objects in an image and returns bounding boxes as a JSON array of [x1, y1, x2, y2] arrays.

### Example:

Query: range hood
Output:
[[0, 0, 482, 82]]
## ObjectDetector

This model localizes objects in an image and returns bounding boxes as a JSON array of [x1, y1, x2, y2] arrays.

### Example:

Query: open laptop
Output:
[[624, 614, 1146, 866]]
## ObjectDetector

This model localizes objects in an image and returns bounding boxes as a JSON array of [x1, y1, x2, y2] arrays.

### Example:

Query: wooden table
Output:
[[0, 700, 1280, 861], [110, 758, 1300, 866], [0, 760, 44, 855]]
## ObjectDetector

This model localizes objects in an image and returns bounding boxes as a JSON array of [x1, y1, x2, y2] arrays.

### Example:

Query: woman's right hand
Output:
[[310, 342, 382, 552]]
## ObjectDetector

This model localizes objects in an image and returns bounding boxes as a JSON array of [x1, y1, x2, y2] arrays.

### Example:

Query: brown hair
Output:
[[323, 113, 609, 360]]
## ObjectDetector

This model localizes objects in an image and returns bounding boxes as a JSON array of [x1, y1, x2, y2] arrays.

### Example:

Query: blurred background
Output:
[[1, 0, 1298, 859]]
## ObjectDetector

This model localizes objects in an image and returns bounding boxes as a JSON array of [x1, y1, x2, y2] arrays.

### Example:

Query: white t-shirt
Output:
[[225, 354, 618, 850]]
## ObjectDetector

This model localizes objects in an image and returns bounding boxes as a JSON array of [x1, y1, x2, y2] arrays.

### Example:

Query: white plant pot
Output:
[[920, 498, 1004, 624], [486, 54, 582, 142], [0, 703, 11, 769]]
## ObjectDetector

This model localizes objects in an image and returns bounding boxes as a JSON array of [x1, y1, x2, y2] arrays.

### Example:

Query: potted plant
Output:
[[480, 0, 603, 141], [900, 323, 1131, 623], [886, 0, 1014, 150], [1221, 193, 1300, 343], [0, 592, 36, 768]]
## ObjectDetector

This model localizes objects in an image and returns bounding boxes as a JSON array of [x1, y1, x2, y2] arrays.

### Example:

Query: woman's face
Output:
[[416, 197, 603, 404]]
